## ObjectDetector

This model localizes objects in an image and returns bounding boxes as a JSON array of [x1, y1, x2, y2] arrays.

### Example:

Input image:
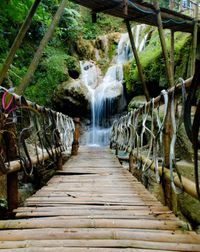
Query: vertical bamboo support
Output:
[[153, 1, 173, 88], [123, 0, 128, 15], [191, 1, 198, 76], [57, 154, 63, 170], [71, 117, 80, 156], [170, 31, 175, 83], [170, 1, 175, 83], [6, 124, 18, 214], [129, 150, 135, 173], [115, 144, 119, 156], [125, 20, 150, 101], [162, 95, 177, 213], [7, 172, 18, 214]]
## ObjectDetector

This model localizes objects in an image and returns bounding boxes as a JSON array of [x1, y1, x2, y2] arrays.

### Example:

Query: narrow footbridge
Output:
[[0, 147, 200, 251]]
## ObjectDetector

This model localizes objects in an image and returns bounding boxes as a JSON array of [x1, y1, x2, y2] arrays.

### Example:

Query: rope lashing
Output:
[[170, 85, 183, 194]]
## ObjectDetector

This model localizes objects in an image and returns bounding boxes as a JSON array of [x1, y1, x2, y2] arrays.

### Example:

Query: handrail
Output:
[[0, 86, 75, 176], [0, 86, 75, 213], [110, 76, 200, 201], [0, 147, 61, 176]]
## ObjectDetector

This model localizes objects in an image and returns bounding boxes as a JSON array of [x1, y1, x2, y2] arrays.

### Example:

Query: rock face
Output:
[[53, 79, 90, 117], [53, 33, 123, 119]]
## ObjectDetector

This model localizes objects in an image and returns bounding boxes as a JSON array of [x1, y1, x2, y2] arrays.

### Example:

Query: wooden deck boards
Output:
[[0, 146, 200, 251]]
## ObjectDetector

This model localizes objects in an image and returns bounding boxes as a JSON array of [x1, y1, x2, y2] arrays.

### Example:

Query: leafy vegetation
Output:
[[0, 0, 193, 105], [123, 29, 191, 98], [0, 0, 125, 105]]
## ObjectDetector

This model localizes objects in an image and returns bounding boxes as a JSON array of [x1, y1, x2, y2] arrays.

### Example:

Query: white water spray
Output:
[[81, 24, 148, 146]]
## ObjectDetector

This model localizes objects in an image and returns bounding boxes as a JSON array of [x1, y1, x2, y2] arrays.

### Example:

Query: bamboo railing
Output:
[[144, 0, 199, 17], [0, 87, 76, 213], [110, 77, 200, 203]]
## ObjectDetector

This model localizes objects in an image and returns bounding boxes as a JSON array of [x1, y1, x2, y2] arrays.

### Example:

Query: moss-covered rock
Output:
[[53, 78, 89, 117], [76, 38, 95, 60], [65, 55, 81, 79]]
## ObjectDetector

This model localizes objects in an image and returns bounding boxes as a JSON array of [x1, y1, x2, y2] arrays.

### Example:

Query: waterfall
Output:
[[80, 24, 148, 146]]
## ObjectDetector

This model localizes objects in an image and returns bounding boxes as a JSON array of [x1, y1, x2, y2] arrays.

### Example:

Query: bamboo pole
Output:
[[170, 31, 175, 83], [16, 0, 67, 95], [153, 1, 174, 88], [0, 0, 41, 86], [0, 148, 62, 177], [123, 0, 128, 15], [125, 20, 150, 101], [169, 1, 175, 82], [71, 118, 80, 156], [5, 117, 18, 214], [191, 1, 199, 76], [133, 154, 198, 200]]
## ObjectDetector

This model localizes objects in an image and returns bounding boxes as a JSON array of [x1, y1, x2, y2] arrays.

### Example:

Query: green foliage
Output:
[[81, 9, 124, 40], [25, 46, 69, 105], [57, 7, 81, 42], [124, 30, 191, 97]]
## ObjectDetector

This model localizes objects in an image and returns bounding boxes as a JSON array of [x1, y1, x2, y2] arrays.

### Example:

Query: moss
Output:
[[124, 30, 191, 98], [65, 55, 80, 79], [76, 38, 95, 60]]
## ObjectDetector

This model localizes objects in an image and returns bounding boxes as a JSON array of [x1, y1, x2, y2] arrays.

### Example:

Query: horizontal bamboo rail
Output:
[[0, 148, 62, 177], [131, 154, 198, 200], [135, 77, 192, 113]]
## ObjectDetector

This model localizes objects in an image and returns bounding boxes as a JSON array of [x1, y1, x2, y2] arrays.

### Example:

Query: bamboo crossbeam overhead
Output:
[[72, 0, 198, 33]]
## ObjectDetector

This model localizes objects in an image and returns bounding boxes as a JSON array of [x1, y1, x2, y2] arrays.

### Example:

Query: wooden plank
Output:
[[0, 146, 199, 251], [0, 218, 186, 230], [0, 239, 200, 251], [0, 246, 179, 252]]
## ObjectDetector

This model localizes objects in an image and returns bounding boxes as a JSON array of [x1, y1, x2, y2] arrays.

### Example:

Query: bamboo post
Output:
[[153, 1, 173, 88], [170, 31, 175, 83], [170, 1, 175, 83], [125, 20, 150, 101], [153, 0, 176, 211], [123, 0, 128, 15], [115, 144, 119, 156], [6, 123, 18, 215], [71, 118, 80, 156], [191, 1, 199, 76], [56, 153, 63, 170], [162, 95, 178, 213], [129, 150, 135, 173]]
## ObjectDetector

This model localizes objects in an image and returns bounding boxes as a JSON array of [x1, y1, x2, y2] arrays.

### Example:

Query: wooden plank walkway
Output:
[[0, 147, 200, 251]]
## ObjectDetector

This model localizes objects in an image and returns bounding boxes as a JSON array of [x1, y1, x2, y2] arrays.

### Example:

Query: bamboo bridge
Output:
[[1, 147, 200, 251], [0, 79, 200, 251], [0, 0, 200, 251]]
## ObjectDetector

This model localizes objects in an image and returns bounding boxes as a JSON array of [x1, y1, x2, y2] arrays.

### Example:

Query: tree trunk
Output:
[[0, 0, 41, 86], [125, 20, 150, 101], [16, 0, 67, 95]]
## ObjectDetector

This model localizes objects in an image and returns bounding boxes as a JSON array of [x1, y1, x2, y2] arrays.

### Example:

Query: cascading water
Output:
[[80, 24, 148, 146]]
